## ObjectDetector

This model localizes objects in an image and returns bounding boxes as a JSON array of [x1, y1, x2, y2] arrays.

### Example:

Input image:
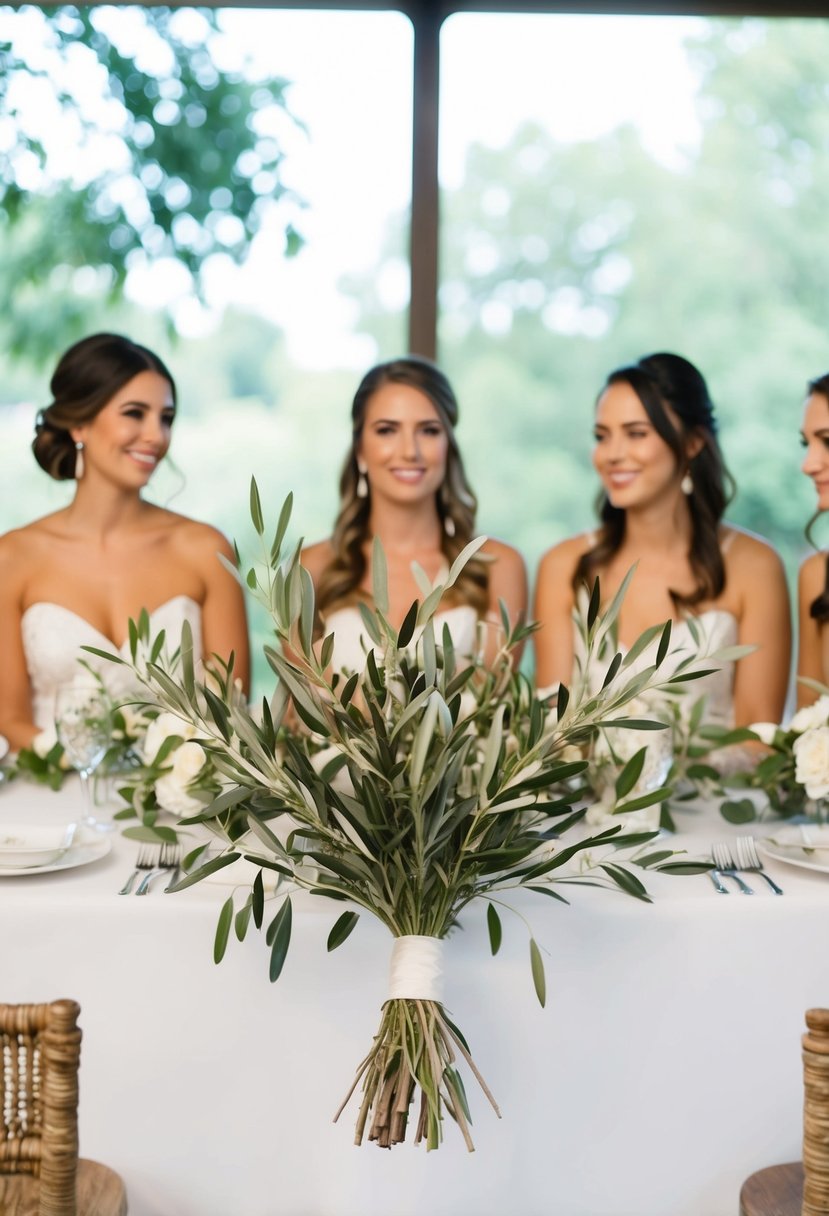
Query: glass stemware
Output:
[[54, 684, 114, 831]]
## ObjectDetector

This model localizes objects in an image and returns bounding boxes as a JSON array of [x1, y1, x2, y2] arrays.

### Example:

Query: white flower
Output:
[[153, 773, 205, 816], [748, 721, 780, 746], [789, 696, 829, 735], [118, 704, 152, 740], [793, 726, 829, 799], [32, 727, 72, 769], [142, 712, 198, 763], [171, 741, 207, 784]]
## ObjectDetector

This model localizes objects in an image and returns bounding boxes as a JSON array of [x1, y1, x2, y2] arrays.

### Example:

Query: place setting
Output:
[[0, 820, 111, 877], [755, 824, 829, 876]]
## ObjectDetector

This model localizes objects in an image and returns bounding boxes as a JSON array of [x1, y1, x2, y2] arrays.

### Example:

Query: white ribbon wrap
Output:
[[387, 935, 444, 1003]]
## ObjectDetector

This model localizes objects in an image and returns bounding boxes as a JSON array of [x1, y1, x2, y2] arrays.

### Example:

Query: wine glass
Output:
[[54, 684, 114, 831]]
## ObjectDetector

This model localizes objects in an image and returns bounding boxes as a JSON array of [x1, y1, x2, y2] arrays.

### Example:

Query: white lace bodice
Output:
[[22, 596, 203, 730], [322, 604, 480, 675], [575, 608, 739, 728]]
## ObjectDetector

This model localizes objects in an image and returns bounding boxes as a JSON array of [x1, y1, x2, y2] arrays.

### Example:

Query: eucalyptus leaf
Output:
[[529, 938, 546, 1007], [250, 477, 265, 535], [327, 910, 360, 952], [214, 895, 234, 963], [486, 903, 502, 955]]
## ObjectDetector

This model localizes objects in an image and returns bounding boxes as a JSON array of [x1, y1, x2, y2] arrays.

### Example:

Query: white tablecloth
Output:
[[1, 777, 826, 1216]]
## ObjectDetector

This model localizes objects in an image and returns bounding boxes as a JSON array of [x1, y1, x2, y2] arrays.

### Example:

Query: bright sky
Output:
[[217, 9, 704, 366], [1, 6, 705, 367]]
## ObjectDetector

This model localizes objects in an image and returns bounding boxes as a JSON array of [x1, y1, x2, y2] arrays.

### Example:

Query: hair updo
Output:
[[32, 332, 176, 480]]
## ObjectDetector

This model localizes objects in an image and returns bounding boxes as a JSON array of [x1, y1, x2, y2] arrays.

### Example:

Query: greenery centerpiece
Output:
[[94, 487, 712, 1151]]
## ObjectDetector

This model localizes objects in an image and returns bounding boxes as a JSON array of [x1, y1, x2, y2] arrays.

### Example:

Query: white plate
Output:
[[0, 823, 78, 868], [0, 832, 111, 877], [758, 825, 829, 874]]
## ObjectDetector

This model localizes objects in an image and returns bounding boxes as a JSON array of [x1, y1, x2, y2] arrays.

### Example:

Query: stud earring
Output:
[[356, 462, 368, 500], [680, 471, 693, 496], [74, 441, 84, 480]]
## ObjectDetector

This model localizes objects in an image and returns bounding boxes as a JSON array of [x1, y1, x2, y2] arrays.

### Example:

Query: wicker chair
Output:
[[0, 999, 127, 1216], [739, 1008, 829, 1216]]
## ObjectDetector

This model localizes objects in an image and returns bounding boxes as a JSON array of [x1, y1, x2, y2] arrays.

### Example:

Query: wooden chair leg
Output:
[[739, 1161, 803, 1215]]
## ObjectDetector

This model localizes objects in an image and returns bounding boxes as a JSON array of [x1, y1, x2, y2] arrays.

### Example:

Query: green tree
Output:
[[352, 17, 829, 575], [0, 5, 305, 363]]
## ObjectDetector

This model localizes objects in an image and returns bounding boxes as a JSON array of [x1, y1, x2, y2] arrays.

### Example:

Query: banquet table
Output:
[[1, 776, 826, 1216]]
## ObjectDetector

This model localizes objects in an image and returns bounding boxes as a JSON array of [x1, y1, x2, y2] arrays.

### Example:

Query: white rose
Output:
[[118, 704, 151, 740], [748, 721, 779, 746], [793, 726, 829, 799], [790, 696, 829, 735], [154, 772, 205, 817], [171, 741, 207, 784], [32, 727, 73, 769], [142, 712, 197, 763]]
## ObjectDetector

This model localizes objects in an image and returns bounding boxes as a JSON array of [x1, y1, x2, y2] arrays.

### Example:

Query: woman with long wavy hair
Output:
[[302, 356, 527, 673], [797, 372, 829, 706], [533, 352, 790, 727]]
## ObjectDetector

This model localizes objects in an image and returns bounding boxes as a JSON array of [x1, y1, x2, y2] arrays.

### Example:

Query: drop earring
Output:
[[444, 514, 456, 538], [680, 471, 693, 496], [356, 462, 368, 499], [74, 441, 84, 480]]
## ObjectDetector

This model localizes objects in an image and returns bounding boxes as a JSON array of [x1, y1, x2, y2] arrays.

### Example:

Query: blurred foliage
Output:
[[354, 18, 829, 582], [2, 13, 829, 691], [0, 5, 305, 362]]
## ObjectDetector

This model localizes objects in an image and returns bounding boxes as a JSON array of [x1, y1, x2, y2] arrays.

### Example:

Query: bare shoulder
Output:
[[480, 537, 526, 575], [301, 538, 335, 585], [536, 531, 594, 581], [721, 524, 785, 577], [0, 515, 63, 583], [799, 549, 827, 596], [158, 510, 235, 561]]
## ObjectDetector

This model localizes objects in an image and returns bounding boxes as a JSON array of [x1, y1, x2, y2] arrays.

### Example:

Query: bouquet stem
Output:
[[334, 998, 500, 1151]]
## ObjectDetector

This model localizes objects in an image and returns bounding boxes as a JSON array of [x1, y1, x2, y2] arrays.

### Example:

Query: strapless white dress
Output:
[[21, 596, 203, 731], [574, 608, 739, 728], [322, 603, 480, 675]]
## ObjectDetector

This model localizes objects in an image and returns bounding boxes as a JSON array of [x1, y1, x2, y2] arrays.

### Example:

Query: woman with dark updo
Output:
[[0, 332, 249, 749], [301, 356, 527, 673], [533, 352, 791, 728]]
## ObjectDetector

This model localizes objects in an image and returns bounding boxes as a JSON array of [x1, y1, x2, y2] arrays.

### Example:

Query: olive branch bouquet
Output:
[[99, 487, 712, 1152]]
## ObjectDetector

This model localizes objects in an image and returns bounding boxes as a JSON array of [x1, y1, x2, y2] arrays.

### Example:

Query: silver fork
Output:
[[136, 842, 181, 896], [118, 844, 160, 895], [163, 843, 184, 893], [735, 836, 784, 895], [711, 842, 754, 894]]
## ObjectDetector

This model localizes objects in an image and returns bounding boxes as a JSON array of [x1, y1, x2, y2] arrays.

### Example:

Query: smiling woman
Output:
[[0, 332, 250, 751], [796, 372, 829, 705], [533, 351, 791, 729], [301, 356, 527, 673]]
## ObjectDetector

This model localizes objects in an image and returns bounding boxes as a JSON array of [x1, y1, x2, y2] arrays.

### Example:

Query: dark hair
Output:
[[317, 356, 488, 617], [32, 332, 177, 480], [804, 372, 829, 622], [573, 352, 735, 611]]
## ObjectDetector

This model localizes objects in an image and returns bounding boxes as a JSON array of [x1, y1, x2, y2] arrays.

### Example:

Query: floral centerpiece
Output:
[[571, 595, 755, 830], [111, 707, 227, 843], [97, 487, 712, 1151], [723, 692, 829, 823], [6, 666, 146, 791]]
